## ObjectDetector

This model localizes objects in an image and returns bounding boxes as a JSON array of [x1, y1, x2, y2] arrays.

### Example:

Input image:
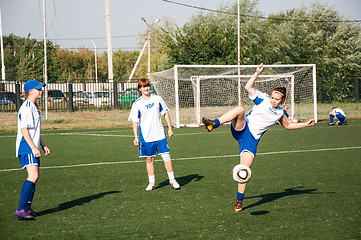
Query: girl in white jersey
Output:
[[128, 79, 180, 191], [202, 63, 314, 212], [14, 79, 50, 219]]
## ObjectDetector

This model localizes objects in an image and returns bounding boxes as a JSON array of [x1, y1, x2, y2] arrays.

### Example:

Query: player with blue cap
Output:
[[14, 79, 50, 219]]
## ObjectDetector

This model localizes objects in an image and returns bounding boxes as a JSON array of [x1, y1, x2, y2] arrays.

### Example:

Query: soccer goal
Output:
[[148, 64, 317, 128]]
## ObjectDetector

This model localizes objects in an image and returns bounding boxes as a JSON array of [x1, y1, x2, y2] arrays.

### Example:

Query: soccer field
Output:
[[1, 119, 361, 239]]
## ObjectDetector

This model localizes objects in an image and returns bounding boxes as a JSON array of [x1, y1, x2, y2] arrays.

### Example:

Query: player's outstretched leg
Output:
[[202, 117, 219, 132]]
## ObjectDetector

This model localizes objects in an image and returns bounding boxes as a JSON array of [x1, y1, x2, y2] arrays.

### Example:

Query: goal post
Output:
[[148, 64, 317, 128]]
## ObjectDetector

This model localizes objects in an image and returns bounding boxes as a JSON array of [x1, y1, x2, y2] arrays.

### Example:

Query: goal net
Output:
[[148, 64, 317, 128]]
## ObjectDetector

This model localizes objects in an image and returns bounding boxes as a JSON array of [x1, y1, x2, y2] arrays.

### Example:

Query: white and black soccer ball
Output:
[[232, 164, 252, 183]]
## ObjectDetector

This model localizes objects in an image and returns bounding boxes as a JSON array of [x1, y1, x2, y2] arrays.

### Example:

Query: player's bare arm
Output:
[[279, 115, 315, 130], [40, 137, 50, 156], [132, 121, 139, 146], [164, 112, 173, 139], [245, 63, 264, 96]]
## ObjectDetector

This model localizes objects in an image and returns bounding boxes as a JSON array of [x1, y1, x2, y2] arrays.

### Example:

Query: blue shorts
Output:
[[139, 138, 169, 157], [18, 154, 40, 169], [335, 113, 346, 125], [231, 122, 260, 157]]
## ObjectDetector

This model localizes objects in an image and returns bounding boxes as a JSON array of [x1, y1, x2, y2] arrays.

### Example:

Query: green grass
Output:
[[1, 119, 361, 239]]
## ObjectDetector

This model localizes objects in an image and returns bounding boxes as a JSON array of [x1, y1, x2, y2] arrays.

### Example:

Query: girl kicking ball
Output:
[[15, 79, 50, 219], [202, 63, 314, 212]]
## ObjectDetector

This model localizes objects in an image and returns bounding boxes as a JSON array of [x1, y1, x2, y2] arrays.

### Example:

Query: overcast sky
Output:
[[2, 0, 361, 51]]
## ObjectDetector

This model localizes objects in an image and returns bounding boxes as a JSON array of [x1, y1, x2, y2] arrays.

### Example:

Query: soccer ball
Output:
[[232, 164, 252, 183]]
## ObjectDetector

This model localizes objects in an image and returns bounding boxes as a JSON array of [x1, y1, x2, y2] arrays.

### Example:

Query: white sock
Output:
[[167, 171, 175, 180], [148, 175, 155, 184]]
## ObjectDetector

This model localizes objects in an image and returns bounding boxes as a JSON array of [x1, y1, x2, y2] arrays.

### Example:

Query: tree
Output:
[[1, 34, 58, 81]]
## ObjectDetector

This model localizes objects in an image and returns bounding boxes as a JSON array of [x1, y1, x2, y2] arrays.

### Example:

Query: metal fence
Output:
[[0, 80, 139, 112]]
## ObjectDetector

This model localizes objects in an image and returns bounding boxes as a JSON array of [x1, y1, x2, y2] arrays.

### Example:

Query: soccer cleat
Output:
[[169, 179, 181, 189], [202, 117, 215, 132], [145, 183, 155, 191], [14, 209, 35, 219], [27, 209, 43, 217], [234, 200, 243, 212], [328, 123, 334, 126]]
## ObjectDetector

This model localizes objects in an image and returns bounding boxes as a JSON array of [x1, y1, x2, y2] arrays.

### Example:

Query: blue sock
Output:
[[25, 184, 36, 211], [329, 115, 334, 123], [213, 119, 220, 128], [18, 180, 35, 211], [236, 192, 245, 202]]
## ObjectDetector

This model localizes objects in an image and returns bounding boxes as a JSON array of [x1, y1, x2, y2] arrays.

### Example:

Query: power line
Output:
[[48, 34, 145, 41], [162, 0, 361, 23]]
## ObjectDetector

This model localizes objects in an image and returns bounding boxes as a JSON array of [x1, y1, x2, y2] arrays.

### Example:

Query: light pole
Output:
[[0, 5, 5, 82], [142, 17, 160, 73], [90, 40, 98, 83], [128, 18, 160, 82]]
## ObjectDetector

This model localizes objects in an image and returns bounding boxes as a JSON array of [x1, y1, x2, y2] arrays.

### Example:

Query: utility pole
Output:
[[128, 18, 160, 82], [0, 4, 5, 82], [104, 0, 113, 83], [90, 40, 98, 83], [43, 0, 48, 119]]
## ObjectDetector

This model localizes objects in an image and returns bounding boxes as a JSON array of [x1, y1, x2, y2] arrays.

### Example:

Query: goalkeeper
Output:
[[202, 63, 315, 212]]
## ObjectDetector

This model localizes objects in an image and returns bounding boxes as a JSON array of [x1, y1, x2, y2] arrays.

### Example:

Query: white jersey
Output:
[[332, 108, 346, 118], [128, 94, 169, 143], [246, 89, 284, 140], [16, 100, 41, 157]]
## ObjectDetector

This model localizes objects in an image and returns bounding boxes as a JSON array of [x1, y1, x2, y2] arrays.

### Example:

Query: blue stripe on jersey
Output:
[[159, 102, 163, 113], [18, 136, 32, 155], [246, 109, 253, 117], [138, 124, 145, 142], [19, 113, 21, 121], [252, 96, 264, 105], [133, 96, 142, 105]]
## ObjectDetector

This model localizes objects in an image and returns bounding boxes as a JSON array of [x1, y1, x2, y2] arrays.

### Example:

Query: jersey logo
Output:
[[268, 107, 278, 115], [146, 103, 154, 109]]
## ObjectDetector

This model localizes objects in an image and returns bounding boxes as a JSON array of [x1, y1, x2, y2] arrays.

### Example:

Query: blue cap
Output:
[[24, 79, 45, 93]]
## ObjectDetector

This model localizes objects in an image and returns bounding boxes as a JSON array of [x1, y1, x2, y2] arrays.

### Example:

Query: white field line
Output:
[[0, 131, 229, 138], [1, 146, 360, 172]]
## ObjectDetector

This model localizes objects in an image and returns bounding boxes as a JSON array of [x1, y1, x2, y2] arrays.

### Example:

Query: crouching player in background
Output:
[[329, 107, 347, 126], [128, 78, 180, 191], [15, 80, 50, 219], [202, 64, 314, 212]]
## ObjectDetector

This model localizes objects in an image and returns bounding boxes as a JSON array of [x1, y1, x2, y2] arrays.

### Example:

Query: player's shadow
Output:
[[157, 174, 204, 189], [40, 190, 121, 215], [243, 186, 335, 211]]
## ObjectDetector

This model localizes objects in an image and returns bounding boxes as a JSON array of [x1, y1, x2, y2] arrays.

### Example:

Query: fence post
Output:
[[15, 83, 21, 112], [68, 83, 74, 112], [113, 81, 118, 109], [355, 78, 360, 103]]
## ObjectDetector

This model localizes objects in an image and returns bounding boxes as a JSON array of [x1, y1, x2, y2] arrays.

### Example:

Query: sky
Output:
[[2, 0, 361, 52]]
